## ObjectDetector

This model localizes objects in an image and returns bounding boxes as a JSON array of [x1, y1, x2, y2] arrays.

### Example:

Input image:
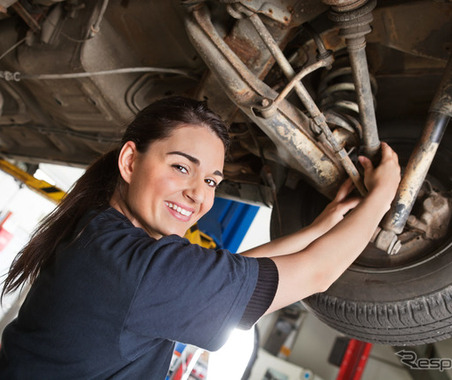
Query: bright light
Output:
[[207, 327, 256, 380]]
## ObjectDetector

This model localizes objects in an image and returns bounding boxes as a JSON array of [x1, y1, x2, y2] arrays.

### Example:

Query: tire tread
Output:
[[304, 285, 452, 345]]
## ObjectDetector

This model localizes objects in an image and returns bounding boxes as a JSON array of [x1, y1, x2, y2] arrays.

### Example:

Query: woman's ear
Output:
[[118, 141, 137, 184]]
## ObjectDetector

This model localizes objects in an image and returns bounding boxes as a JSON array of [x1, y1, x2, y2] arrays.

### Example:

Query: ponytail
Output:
[[1, 149, 120, 297]]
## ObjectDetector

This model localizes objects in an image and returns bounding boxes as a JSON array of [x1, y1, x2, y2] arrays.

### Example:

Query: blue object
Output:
[[174, 342, 186, 354], [197, 197, 259, 252]]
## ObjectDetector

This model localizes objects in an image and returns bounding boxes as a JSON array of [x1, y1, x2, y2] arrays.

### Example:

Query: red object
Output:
[[0, 228, 13, 251], [0, 211, 13, 251], [336, 339, 372, 380], [173, 353, 193, 380]]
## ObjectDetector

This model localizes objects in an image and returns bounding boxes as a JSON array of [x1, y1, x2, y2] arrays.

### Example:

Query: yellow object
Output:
[[0, 158, 65, 204], [184, 224, 217, 249]]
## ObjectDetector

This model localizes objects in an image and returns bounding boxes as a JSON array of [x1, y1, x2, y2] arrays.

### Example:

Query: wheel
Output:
[[270, 122, 452, 345]]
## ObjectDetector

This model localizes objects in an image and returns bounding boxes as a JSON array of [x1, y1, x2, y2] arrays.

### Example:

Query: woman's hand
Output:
[[358, 142, 401, 209], [310, 178, 361, 235], [297, 142, 401, 242]]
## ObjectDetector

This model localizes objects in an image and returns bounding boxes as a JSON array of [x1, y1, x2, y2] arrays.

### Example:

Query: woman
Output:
[[0, 96, 400, 379]]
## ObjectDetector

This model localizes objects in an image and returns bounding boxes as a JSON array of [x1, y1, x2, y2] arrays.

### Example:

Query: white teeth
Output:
[[165, 202, 192, 217]]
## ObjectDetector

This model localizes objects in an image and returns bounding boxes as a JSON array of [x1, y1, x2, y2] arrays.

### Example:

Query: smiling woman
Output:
[[0, 97, 279, 379], [110, 126, 225, 239], [0, 96, 400, 379]]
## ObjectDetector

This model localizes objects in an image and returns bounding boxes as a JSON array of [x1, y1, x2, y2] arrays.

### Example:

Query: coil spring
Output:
[[317, 49, 377, 140]]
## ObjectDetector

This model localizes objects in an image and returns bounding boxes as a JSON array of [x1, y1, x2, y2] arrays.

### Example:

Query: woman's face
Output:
[[114, 124, 225, 239]]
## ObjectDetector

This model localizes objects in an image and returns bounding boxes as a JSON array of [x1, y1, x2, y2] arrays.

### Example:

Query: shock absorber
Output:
[[322, 0, 381, 162]]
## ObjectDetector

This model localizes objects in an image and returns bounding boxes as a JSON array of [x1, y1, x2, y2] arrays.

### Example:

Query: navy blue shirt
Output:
[[0, 208, 278, 379]]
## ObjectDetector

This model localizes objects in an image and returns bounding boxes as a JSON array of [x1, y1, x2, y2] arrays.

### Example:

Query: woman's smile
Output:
[[164, 201, 194, 220]]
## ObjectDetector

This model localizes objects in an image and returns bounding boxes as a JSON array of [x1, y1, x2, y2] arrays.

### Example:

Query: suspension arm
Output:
[[375, 54, 452, 254]]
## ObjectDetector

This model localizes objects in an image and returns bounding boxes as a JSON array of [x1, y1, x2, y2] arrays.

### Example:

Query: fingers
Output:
[[336, 196, 361, 215], [379, 142, 401, 180], [358, 142, 399, 173], [335, 178, 355, 202], [380, 141, 399, 164], [332, 179, 361, 218], [381, 142, 401, 192], [358, 155, 373, 174], [357, 142, 401, 198]]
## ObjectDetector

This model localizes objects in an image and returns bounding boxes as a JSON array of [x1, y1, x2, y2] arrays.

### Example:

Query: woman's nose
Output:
[[184, 178, 205, 204]]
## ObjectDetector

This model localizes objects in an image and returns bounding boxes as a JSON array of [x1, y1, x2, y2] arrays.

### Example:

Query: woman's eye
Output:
[[173, 164, 188, 174], [205, 179, 217, 188]]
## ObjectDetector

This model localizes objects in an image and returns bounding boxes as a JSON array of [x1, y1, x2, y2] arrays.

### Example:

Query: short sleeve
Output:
[[238, 257, 278, 329], [121, 236, 265, 352]]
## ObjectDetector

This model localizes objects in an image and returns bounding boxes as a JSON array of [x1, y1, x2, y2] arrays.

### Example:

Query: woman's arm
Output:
[[253, 142, 401, 315], [240, 178, 360, 258]]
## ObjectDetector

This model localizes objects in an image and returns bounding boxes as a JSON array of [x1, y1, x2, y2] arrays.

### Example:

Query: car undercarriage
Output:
[[0, 0, 451, 345]]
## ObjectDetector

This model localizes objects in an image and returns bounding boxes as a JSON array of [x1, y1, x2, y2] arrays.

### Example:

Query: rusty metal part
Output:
[[375, 55, 452, 253], [238, 7, 332, 118], [317, 56, 375, 140], [368, 2, 452, 62], [313, 116, 367, 196], [11, 2, 41, 33], [377, 186, 451, 254], [226, 0, 292, 26], [373, 227, 401, 255], [407, 190, 451, 241], [222, 0, 329, 27], [258, 56, 334, 116], [326, 0, 381, 161], [230, 3, 330, 110], [88, 0, 109, 38], [322, 0, 368, 12], [379, 112, 449, 235], [231, 4, 367, 196], [186, 3, 345, 198]]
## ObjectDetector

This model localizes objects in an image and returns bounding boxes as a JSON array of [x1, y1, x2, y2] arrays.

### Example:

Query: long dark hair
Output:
[[2, 96, 229, 296]]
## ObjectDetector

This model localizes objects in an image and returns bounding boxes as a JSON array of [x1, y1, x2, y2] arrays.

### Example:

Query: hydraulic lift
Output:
[[0, 158, 65, 204]]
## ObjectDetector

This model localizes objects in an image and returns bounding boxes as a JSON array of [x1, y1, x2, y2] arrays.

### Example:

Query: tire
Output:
[[270, 122, 452, 345]]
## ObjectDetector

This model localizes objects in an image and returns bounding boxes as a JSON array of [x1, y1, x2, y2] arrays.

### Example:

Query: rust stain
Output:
[[397, 144, 438, 209], [274, 124, 339, 184], [224, 35, 261, 67]]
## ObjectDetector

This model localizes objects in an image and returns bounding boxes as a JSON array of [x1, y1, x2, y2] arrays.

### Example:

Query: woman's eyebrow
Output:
[[168, 151, 199, 165], [167, 151, 224, 178]]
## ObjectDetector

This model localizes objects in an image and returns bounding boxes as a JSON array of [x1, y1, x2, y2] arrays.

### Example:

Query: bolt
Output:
[[374, 228, 402, 255], [261, 98, 271, 107], [388, 239, 402, 255]]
